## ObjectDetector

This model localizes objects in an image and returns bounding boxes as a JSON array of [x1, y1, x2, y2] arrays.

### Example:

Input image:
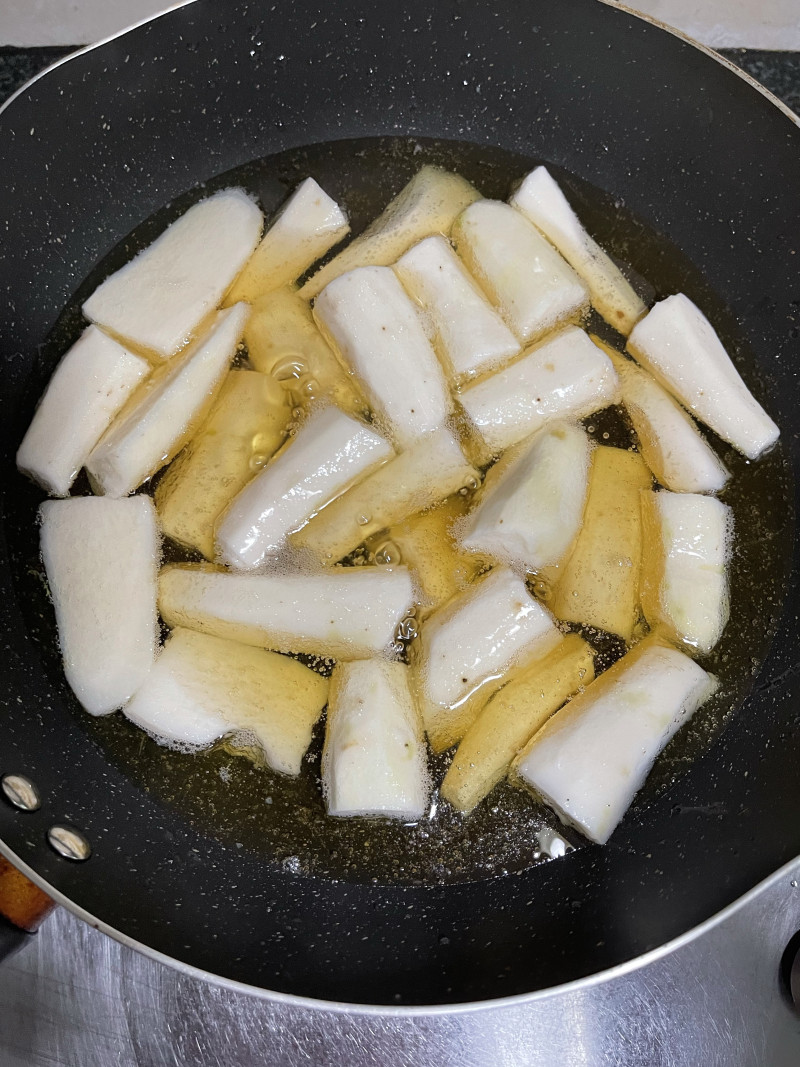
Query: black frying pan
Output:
[[0, 0, 799, 1007]]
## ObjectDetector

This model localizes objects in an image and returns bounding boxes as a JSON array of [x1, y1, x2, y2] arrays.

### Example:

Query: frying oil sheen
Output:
[[34, 136, 792, 886]]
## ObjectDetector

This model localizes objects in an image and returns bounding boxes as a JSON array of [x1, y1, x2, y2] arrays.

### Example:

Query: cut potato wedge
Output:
[[452, 199, 588, 344], [227, 178, 348, 303], [640, 490, 732, 655], [551, 446, 652, 640], [459, 326, 619, 458], [514, 637, 716, 844], [314, 266, 452, 448], [158, 563, 415, 659], [413, 565, 562, 752], [510, 167, 646, 335], [379, 495, 481, 615], [40, 496, 159, 715], [124, 628, 328, 772], [441, 634, 595, 812], [86, 304, 248, 497], [460, 421, 591, 572], [16, 326, 150, 497], [627, 293, 779, 460], [154, 369, 290, 558], [322, 659, 429, 819], [291, 428, 478, 564], [300, 165, 481, 298], [594, 339, 728, 494], [244, 285, 365, 414], [83, 189, 262, 358], [215, 405, 392, 569], [394, 234, 520, 381]]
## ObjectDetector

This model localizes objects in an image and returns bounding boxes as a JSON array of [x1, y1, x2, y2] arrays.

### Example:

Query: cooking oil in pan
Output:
[[20, 136, 794, 887]]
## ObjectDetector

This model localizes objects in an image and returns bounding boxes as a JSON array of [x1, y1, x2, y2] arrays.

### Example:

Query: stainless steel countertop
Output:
[[2, 858, 800, 1066]]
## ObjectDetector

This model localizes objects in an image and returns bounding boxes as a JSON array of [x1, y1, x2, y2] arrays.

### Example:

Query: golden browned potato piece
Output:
[[440, 634, 595, 812], [551, 445, 652, 640], [244, 285, 365, 415], [380, 494, 482, 617], [155, 368, 290, 559]]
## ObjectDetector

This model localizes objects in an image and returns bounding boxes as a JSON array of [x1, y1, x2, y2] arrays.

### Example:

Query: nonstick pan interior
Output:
[[0, 0, 799, 1006]]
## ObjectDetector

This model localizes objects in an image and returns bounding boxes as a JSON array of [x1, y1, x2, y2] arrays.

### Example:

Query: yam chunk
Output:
[[83, 189, 262, 358], [313, 266, 451, 448], [244, 285, 365, 414], [452, 199, 588, 344], [394, 234, 519, 381], [413, 566, 561, 752], [86, 304, 248, 497], [441, 634, 594, 812], [154, 368, 290, 558], [510, 167, 645, 335], [17, 326, 149, 497], [300, 166, 480, 298], [459, 326, 619, 459], [460, 421, 591, 572], [514, 637, 716, 843], [640, 490, 732, 655], [125, 628, 328, 773], [40, 496, 159, 715], [627, 293, 779, 460], [158, 563, 415, 660], [322, 659, 429, 819], [214, 405, 392, 569], [291, 428, 477, 564], [551, 446, 652, 641], [227, 178, 348, 303]]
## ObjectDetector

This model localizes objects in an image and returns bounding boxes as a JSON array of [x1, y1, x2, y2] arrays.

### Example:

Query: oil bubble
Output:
[[375, 541, 401, 565], [272, 357, 306, 382]]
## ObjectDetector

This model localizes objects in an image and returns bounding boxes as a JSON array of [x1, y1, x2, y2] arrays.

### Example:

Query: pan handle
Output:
[[0, 856, 56, 961]]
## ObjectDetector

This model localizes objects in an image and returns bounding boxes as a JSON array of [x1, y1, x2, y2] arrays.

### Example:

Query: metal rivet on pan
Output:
[[47, 825, 92, 862], [1, 774, 41, 812]]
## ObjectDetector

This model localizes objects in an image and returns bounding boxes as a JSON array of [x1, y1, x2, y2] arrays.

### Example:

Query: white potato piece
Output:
[[16, 326, 149, 497], [460, 422, 591, 572], [83, 189, 262, 358], [322, 659, 429, 819], [313, 266, 452, 448], [154, 369, 290, 558], [124, 628, 328, 772], [394, 235, 520, 381], [300, 165, 480, 298], [158, 564, 415, 660], [227, 178, 349, 303], [414, 566, 562, 752], [627, 293, 779, 460], [215, 405, 393, 569], [86, 304, 249, 497], [292, 428, 478, 564], [515, 638, 716, 844], [640, 490, 732, 655], [40, 496, 158, 715], [459, 326, 619, 457], [452, 199, 588, 344], [597, 342, 728, 493], [510, 167, 646, 335]]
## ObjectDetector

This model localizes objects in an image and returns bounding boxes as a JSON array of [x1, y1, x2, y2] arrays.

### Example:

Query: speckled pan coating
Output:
[[0, 0, 799, 1009]]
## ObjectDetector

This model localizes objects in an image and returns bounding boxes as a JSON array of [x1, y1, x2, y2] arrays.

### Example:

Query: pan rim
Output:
[[600, 0, 799, 126], [1, 0, 798, 1012], [2, 836, 797, 1013]]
